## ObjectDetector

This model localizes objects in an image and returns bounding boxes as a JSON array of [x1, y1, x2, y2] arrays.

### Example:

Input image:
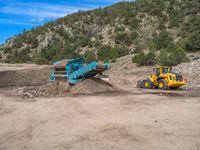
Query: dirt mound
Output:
[[16, 78, 118, 98], [54, 59, 69, 67], [107, 55, 152, 86], [173, 59, 200, 90], [70, 78, 117, 94], [0, 65, 52, 87], [16, 82, 70, 98]]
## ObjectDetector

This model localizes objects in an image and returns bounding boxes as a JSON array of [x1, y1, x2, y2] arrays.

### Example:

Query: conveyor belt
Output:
[[85, 65, 108, 76], [51, 58, 110, 84], [54, 71, 67, 75]]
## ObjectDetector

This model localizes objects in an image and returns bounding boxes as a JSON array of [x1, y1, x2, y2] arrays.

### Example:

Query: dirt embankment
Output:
[[173, 59, 200, 90], [106, 55, 152, 86], [0, 63, 119, 98], [1, 57, 199, 98], [107, 55, 200, 90], [0, 64, 52, 87], [16, 78, 118, 98]]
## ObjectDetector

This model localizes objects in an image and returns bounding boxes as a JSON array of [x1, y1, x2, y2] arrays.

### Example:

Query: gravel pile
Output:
[[173, 59, 200, 90], [16, 82, 70, 98], [15, 78, 117, 98]]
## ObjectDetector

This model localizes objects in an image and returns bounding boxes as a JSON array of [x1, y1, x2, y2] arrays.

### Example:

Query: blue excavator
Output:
[[50, 57, 110, 85]]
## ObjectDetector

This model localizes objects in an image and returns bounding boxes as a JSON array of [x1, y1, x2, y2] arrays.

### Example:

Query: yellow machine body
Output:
[[142, 66, 186, 90]]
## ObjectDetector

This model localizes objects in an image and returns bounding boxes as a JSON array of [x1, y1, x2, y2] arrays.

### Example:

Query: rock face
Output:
[[173, 59, 200, 90]]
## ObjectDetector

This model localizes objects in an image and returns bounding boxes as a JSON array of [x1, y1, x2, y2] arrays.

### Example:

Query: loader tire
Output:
[[169, 87, 179, 90], [137, 80, 144, 88], [143, 79, 152, 89], [158, 79, 168, 90]]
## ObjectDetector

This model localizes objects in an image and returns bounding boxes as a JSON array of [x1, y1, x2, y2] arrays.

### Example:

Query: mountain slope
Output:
[[0, 0, 199, 64]]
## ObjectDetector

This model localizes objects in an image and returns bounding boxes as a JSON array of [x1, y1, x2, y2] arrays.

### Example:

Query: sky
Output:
[[0, 0, 128, 45]]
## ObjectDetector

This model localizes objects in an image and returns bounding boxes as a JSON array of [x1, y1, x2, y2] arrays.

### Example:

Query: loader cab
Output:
[[153, 67, 161, 76], [153, 66, 171, 77]]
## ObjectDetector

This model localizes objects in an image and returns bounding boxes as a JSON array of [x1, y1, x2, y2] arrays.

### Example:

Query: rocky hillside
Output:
[[0, 0, 199, 64]]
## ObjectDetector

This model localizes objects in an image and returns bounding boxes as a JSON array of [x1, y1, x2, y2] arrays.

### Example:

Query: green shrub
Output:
[[171, 47, 188, 65], [97, 45, 118, 61], [3, 47, 12, 54], [84, 50, 96, 63], [129, 18, 140, 29], [132, 51, 146, 65], [88, 40, 93, 48], [159, 50, 172, 66], [145, 51, 157, 65], [12, 38, 23, 49], [159, 47, 188, 66], [96, 34, 104, 40], [115, 46, 130, 57], [114, 26, 125, 33], [115, 31, 132, 46], [31, 55, 49, 64], [153, 30, 173, 50], [79, 37, 89, 47], [93, 39, 102, 47], [31, 39, 39, 49], [132, 51, 156, 66], [186, 32, 200, 52], [130, 31, 138, 40], [6, 48, 31, 63]]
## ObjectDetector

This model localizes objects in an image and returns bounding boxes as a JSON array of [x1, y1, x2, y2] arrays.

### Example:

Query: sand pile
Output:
[[0, 65, 52, 87], [16, 78, 117, 98]]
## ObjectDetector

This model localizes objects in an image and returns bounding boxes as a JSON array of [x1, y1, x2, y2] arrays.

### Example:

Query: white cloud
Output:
[[0, 19, 39, 26], [0, 2, 93, 21], [0, 0, 132, 25]]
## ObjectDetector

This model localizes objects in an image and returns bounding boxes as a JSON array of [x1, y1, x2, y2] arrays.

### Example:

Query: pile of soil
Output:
[[173, 59, 200, 90], [54, 59, 69, 67], [70, 78, 117, 94], [107, 55, 152, 86], [16, 78, 118, 98], [16, 81, 70, 98], [0, 65, 52, 87]]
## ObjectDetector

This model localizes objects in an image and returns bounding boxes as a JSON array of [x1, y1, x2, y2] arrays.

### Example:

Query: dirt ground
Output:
[[0, 61, 200, 150], [0, 86, 200, 150]]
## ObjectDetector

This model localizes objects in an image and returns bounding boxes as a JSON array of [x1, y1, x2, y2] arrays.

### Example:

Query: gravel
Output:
[[173, 59, 200, 90]]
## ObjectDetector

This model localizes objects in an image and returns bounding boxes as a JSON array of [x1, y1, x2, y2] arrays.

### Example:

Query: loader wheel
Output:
[[144, 80, 152, 89], [158, 79, 168, 90], [137, 80, 144, 88], [169, 87, 179, 90]]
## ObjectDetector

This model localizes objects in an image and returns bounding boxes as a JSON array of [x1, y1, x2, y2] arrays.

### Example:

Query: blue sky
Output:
[[0, 0, 127, 45]]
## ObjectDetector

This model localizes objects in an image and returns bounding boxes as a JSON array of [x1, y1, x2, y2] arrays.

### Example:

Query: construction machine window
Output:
[[162, 68, 170, 73], [153, 68, 160, 76]]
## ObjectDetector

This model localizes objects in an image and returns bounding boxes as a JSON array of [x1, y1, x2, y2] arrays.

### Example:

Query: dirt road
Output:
[[0, 87, 200, 150]]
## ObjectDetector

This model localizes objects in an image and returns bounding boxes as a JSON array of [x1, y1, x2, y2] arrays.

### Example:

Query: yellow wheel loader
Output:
[[137, 66, 186, 90]]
